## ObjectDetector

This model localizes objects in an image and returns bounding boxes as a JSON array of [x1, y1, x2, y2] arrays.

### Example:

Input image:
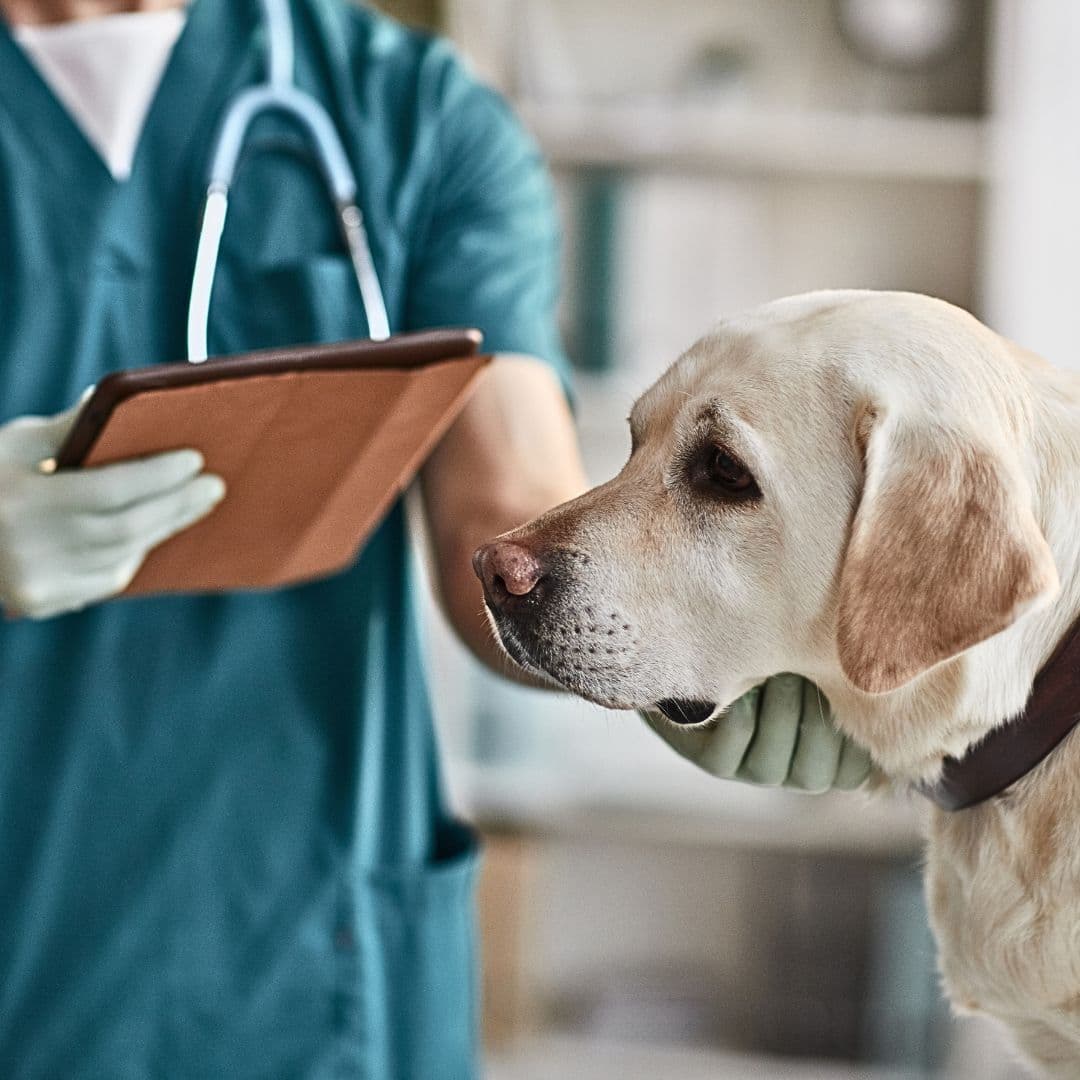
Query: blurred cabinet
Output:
[[446, 0, 993, 388], [444, 0, 1080, 373]]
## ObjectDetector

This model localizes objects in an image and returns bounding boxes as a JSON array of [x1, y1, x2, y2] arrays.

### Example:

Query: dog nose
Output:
[[473, 540, 547, 601]]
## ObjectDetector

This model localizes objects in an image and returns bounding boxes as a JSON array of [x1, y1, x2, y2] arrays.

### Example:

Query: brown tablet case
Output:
[[56, 330, 490, 595]]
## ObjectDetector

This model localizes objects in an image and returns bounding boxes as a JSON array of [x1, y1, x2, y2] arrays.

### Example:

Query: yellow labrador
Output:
[[475, 291, 1080, 1077]]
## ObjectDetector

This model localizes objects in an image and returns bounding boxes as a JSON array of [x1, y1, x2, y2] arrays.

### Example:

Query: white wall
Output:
[[983, 0, 1080, 370]]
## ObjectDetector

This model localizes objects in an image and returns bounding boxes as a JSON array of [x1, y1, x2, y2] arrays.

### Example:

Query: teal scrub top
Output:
[[0, 2, 568, 1076]]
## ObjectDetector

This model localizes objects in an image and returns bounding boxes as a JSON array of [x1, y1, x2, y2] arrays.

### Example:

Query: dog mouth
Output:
[[489, 608, 712, 716], [496, 623, 544, 674], [654, 699, 718, 726], [488, 613, 563, 684]]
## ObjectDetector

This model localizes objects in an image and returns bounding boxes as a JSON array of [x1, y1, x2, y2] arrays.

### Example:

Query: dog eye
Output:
[[692, 445, 761, 501]]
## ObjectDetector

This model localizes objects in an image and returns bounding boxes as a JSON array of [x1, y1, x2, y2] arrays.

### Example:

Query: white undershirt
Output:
[[14, 8, 187, 181]]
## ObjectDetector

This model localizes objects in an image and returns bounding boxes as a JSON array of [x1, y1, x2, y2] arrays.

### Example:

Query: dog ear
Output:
[[836, 409, 1058, 693]]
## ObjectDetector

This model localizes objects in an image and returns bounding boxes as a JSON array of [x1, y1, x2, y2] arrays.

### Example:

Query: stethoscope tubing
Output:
[[186, 0, 390, 362]]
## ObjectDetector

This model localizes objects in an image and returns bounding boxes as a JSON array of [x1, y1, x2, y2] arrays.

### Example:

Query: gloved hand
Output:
[[0, 395, 226, 619], [641, 674, 872, 793]]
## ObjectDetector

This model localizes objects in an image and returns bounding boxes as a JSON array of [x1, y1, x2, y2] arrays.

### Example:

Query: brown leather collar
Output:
[[921, 614, 1080, 811]]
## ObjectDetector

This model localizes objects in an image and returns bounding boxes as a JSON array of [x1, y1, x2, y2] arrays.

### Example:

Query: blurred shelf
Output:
[[453, 758, 925, 857], [518, 101, 989, 181], [486, 1034, 915, 1080]]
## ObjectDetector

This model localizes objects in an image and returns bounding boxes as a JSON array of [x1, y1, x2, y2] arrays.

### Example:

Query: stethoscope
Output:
[[185, 0, 391, 363]]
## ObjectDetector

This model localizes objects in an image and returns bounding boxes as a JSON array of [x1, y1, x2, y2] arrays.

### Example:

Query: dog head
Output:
[[475, 291, 1059, 767]]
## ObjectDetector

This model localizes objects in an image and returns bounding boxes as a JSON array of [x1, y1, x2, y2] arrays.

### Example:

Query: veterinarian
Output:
[[0, 0, 870, 1075]]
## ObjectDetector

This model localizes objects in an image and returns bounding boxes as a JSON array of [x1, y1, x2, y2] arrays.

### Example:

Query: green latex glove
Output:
[[641, 674, 872, 792], [0, 394, 225, 619]]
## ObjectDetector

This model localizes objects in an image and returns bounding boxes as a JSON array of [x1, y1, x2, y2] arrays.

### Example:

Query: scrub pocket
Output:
[[355, 823, 482, 1080], [209, 254, 371, 354]]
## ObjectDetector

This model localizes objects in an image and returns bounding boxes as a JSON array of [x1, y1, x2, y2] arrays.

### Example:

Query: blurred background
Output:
[[384, 1, 1079, 1077]]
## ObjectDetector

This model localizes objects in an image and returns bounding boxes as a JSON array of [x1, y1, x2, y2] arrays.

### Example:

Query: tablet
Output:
[[53, 329, 489, 596], [56, 329, 484, 469]]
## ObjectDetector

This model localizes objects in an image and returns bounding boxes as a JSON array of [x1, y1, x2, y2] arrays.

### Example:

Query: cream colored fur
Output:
[[493, 291, 1080, 1077]]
